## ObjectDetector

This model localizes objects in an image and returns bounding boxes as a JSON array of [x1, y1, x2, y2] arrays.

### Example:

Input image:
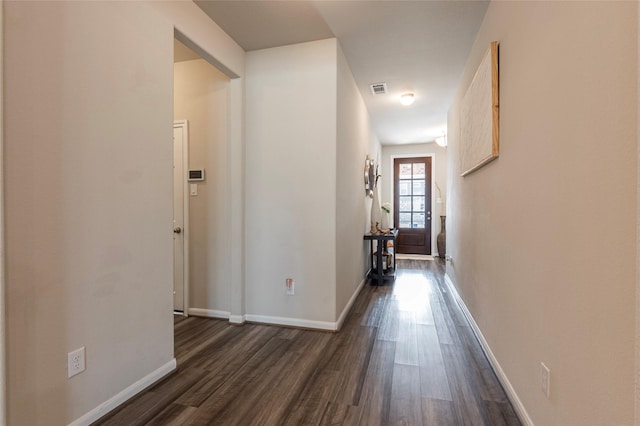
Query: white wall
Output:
[[381, 143, 448, 255], [245, 39, 338, 325], [447, 2, 637, 425], [637, 4, 640, 422], [0, 1, 6, 423], [335, 44, 381, 319], [3, 1, 244, 424], [174, 59, 231, 316]]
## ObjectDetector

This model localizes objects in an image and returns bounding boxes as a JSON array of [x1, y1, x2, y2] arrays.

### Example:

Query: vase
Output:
[[437, 216, 446, 259], [371, 188, 382, 231], [381, 211, 390, 230]]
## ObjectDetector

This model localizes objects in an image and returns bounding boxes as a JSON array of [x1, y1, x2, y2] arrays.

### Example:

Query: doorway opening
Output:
[[173, 120, 189, 314], [393, 156, 432, 254], [173, 32, 234, 325]]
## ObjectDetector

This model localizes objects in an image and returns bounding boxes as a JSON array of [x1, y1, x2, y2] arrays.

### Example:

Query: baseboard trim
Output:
[[243, 276, 366, 332], [229, 314, 245, 324], [443, 273, 533, 426], [68, 358, 176, 426], [188, 309, 246, 325], [336, 277, 366, 331], [244, 314, 337, 331], [188, 308, 230, 319]]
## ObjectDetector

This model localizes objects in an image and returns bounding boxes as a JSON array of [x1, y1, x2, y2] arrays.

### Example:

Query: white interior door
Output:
[[173, 121, 189, 313]]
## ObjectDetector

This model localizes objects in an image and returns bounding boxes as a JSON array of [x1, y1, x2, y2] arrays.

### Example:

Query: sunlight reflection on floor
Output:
[[393, 268, 433, 312]]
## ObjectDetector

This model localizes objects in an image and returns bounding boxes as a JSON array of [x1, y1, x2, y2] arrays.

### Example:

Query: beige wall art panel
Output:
[[460, 41, 499, 176]]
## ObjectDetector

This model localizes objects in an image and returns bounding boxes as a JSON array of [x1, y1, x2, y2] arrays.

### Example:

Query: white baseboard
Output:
[[243, 276, 366, 332], [187, 309, 246, 325], [336, 277, 366, 331], [443, 273, 533, 426], [188, 308, 230, 319], [68, 358, 176, 426], [229, 314, 245, 324], [188, 308, 335, 330], [244, 314, 337, 331]]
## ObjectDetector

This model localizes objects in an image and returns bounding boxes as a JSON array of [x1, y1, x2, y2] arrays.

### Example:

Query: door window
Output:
[[398, 162, 426, 229]]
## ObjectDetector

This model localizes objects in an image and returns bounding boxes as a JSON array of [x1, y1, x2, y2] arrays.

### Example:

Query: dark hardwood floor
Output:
[[94, 259, 521, 425]]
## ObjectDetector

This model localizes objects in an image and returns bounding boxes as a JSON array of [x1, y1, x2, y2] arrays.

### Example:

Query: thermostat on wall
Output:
[[188, 169, 205, 181]]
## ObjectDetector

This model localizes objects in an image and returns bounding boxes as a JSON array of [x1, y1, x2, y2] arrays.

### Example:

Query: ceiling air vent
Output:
[[370, 82, 387, 96]]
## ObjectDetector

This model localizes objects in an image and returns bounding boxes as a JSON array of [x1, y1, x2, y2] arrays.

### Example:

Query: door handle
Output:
[[173, 227, 182, 234]]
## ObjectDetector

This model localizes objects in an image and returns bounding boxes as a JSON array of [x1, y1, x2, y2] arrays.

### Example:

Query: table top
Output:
[[363, 229, 398, 240]]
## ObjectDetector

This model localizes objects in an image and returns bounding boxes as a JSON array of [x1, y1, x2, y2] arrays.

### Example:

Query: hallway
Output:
[[96, 259, 521, 425]]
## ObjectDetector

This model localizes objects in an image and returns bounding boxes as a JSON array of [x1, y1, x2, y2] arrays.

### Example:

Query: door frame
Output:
[[173, 120, 190, 316], [389, 153, 438, 256], [0, 2, 6, 421]]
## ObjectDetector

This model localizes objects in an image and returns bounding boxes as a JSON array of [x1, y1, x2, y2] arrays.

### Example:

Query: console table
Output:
[[363, 229, 398, 286]]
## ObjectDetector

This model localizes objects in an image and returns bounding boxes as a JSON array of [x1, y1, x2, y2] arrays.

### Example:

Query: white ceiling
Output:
[[194, 0, 489, 145]]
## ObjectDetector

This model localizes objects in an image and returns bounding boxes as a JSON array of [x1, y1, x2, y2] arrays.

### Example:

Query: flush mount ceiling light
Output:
[[400, 93, 415, 106]]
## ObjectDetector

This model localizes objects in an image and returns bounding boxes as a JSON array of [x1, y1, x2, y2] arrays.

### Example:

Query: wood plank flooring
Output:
[[94, 259, 521, 426]]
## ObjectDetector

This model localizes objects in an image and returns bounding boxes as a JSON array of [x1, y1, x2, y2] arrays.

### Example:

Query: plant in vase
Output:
[[371, 189, 382, 232], [381, 202, 391, 230], [370, 163, 382, 233]]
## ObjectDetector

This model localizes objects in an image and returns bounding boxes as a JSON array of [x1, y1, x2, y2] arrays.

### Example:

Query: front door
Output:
[[394, 157, 432, 254]]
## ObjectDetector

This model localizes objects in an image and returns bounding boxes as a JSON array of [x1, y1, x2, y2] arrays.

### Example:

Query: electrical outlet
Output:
[[68, 347, 86, 378], [286, 278, 295, 296], [540, 362, 550, 399]]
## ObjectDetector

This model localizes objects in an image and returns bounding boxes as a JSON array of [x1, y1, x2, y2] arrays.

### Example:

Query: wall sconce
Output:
[[435, 134, 447, 147], [400, 93, 415, 106]]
